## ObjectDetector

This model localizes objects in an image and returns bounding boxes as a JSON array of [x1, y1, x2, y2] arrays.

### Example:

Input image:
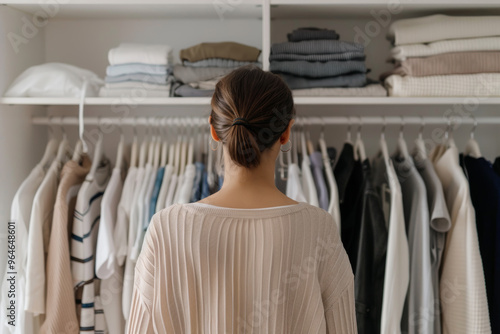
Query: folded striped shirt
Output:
[[279, 72, 367, 90], [105, 73, 172, 85], [388, 14, 500, 46], [287, 27, 339, 42], [292, 84, 387, 97], [173, 65, 234, 83], [381, 51, 500, 80], [173, 83, 214, 97], [385, 73, 500, 97], [271, 40, 364, 55], [106, 63, 172, 76], [182, 58, 261, 68], [390, 37, 500, 62], [271, 60, 366, 78], [269, 52, 365, 62]]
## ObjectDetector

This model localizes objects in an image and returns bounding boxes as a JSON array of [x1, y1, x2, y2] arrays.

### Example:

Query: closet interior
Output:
[[2, 1, 500, 333]]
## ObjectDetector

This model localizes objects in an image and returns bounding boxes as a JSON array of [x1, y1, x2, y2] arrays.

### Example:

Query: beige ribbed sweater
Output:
[[127, 202, 356, 334]]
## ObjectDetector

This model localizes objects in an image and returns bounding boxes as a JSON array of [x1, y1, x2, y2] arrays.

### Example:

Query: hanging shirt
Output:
[[1, 162, 48, 334], [122, 165, 146, 320], [334, 143, 364, 270], [156, 164, 174, 212], [463, 156, 500, 334], [323, 147, 341, 230], [177, 164, 197, 204], [355, 158, 388, 333], [114, 166, 137, 268], [310, 152, 330, 211], [431, 145, 490, 333], [190, 162, 204, 203], [392, 155, 434, 334], [24, 158, 63, 318], [373, 153, 409, 334], [149, 167, 165, 220], [95, 165, 126, 334], [413, 154, 451, 334], [286, 163, 307, 203], [201, 169, 210, 200], [71, 157, 111, 334], [39, 155, 91, 334], [301, 154, 319, 207], [165, 174, 178, 208]]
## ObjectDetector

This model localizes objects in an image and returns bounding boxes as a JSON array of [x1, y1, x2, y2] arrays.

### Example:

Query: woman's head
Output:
[[210, 65, 295, 169]]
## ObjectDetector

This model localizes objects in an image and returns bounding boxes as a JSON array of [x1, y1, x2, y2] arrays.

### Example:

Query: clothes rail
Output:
[[32, 116, 500, 126]]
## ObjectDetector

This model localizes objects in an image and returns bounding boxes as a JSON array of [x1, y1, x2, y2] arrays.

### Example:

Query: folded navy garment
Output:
[[105, 73, 171, 85], [270, 60, 366, 78], [174, 84, 214, 97], [269, 52, 365, 62], [271, 40, 364, 55], [287, 27, 339, 42], [106, 63, 172, 76], [278, 72, 367, 90], [183, 58, 262, 68]]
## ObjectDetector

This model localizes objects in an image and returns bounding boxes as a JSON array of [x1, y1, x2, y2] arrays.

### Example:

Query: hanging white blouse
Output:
[[155, 164, 174, 212], [1, 163, 47, 334], [431, 145, 491, 333], [301, 155, 319, 207], [286, 163, 307, 203]]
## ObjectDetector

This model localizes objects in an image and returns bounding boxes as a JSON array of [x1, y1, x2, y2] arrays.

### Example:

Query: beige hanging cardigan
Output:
[[127, 202, 356, 333]]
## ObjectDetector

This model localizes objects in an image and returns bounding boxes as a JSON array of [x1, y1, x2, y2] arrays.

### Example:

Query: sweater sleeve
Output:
[[324, 280, 357, 334], [127, 215, 158, 334]]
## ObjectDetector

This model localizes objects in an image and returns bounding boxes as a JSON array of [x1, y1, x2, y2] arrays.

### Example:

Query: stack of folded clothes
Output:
[[270, 27, 386, 97], [383, 15, 500, 97], [99, 43, 174, 97], [173, 42, 261, 97]]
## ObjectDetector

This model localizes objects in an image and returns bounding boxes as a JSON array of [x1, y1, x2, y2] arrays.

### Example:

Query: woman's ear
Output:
[[280, 119, 295, 145], [209, 116, 220, 142]]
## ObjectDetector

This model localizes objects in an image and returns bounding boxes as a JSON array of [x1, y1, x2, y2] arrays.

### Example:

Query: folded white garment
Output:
[[390, 37, 500, 62], [5, 62, 103, 97], [292, 84, 387, 97], [106, 63, 171, 76], [187, 77, 222, 90], [99, 85, 171, 97], [108, 43, 173, 65], [104, 82, 170, 90], [388, 14, 500, 45], [385, 74, 500, 97]]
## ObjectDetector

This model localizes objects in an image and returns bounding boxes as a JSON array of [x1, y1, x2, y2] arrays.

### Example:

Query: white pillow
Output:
[[4, 63, 104, 97]]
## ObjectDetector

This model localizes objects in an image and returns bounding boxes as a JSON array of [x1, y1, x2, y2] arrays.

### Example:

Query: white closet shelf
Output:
[[4, 1, 262, 19], [4, 96, 500, 106]]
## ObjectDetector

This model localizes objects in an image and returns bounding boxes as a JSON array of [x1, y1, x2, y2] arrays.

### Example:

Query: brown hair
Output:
[[210, 65, 295, 168]]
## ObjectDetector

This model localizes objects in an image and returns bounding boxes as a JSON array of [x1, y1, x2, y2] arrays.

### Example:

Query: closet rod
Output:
[[32, 116, 500, 126]]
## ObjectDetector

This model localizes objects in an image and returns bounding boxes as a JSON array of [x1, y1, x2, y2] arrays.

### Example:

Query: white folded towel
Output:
[[388, 14, 500, 45], [390, 37, 500, 62], [385, 73, 500, 97], [108, 43, 173, 65]]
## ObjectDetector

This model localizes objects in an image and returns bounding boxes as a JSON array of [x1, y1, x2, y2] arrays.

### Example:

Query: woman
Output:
[[127, 66, 356, 333]]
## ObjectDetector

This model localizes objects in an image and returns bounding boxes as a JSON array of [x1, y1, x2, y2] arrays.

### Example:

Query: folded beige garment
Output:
[[292, 84, 387, 97], [173, 65, 234, 84], [388, 14, 500, 45], [381, 51, 500, 80], [180, 42, 261, 62], [385, 74, 500, 97], [390, 37, 500, 62], [188, 77, 223, 90]]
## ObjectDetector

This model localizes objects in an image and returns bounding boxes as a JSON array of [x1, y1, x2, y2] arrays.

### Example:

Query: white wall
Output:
[[0, 7, 47, 222]]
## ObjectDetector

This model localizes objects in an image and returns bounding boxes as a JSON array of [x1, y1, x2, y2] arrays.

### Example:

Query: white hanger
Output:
[[130, 118, 138, 168], [345, 117, 353, 144], [187, 120, 194, 166], [160, 118, 168, 167], [115, 118, 125, 171], [414, 116, 427, 160], [147, 118, 156, 166], [292, 126, 299, 165], [464, 116, 482, 158], [380, 117, 390, 164], [300, 125, 308, 160], [179, 119, 188, 175], [395, 116, 410, 159], [354, 117, 367, 161], [174, 122, 181, 175], [138, 119, 148, 168], [78, 80, 89, 154], [305, 119, 314, 155], [153, 119, 161, 169], [56, 117, 71, 163], [87, 117, 104, 180], [39, 116, 58, 168]]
